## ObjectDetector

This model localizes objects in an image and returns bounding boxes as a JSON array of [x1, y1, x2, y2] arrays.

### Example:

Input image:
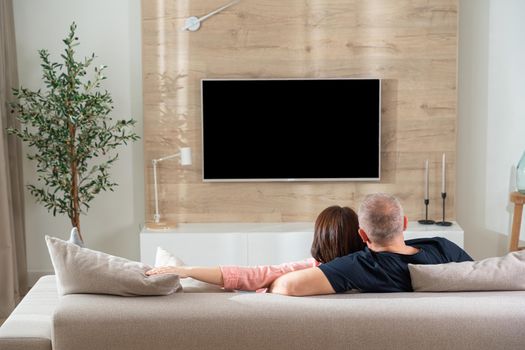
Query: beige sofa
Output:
[[1, 275, 525, 350]]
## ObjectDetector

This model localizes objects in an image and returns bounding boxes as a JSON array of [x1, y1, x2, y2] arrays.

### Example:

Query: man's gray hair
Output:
[[358, 193, 405, 243]]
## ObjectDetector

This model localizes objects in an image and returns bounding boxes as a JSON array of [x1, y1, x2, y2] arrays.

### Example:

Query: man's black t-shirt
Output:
[[318, 237, 473, 292]]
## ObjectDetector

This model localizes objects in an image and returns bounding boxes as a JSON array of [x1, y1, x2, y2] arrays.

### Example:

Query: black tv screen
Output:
[[201, 78, 381, 182]]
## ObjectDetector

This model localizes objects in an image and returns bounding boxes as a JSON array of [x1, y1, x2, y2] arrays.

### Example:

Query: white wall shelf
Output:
[[140, 221, 464, 266]]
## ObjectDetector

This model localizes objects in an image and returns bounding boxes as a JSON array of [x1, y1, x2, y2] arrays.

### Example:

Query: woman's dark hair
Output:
[[310, 206, 364, 264]]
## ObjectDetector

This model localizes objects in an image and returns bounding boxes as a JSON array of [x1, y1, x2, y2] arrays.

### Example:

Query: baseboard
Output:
[[28, 270, 54, 288]]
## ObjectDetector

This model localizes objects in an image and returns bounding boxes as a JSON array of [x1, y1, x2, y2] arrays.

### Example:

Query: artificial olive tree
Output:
[[8, 22, 139, 241]]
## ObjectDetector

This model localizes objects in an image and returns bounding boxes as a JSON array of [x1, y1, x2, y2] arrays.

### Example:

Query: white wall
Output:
[[458, 0, 525, 259], [13, 0, 144, 284]]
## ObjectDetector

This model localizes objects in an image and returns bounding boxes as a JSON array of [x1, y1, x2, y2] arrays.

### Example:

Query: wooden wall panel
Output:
[[142, 0, 458, 224]]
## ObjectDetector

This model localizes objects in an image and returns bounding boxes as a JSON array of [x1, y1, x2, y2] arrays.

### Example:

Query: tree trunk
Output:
[[68, 122, 82, 242]]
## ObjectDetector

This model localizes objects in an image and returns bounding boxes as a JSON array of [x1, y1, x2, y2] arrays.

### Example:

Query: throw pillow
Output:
[[409, 250, 525, 292], [154, 246, 230, 293], [45, 235, 181, 296], [155, 246, 185, 267]]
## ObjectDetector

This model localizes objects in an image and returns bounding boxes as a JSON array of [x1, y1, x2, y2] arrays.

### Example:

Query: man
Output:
[[268, 193, 473, 296]]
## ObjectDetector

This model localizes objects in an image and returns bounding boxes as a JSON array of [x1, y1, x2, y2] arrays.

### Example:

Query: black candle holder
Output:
[[435, 192, 452, 226], [418, 199, 435, 225]]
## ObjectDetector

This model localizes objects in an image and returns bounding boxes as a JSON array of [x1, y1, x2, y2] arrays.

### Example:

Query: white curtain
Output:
[[0, 0, 28, 318]]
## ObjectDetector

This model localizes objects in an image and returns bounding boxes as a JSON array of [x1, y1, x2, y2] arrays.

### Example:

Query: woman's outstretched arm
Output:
[[145, 258, 319, 290], [146, 266, 224, 285], [220, 259, 319, 290]]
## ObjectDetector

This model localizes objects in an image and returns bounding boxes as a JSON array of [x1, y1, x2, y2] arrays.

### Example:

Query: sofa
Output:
[[1, 275, 525, 350]]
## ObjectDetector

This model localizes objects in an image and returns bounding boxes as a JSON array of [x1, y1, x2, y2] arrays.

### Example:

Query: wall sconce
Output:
[[148, 147, 192, 229]]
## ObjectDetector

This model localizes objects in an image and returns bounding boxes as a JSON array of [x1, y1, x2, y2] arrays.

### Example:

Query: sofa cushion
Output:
[[52, 290, 525, 350], [45, 236, 180, 296], [409, 250, 525, 292]]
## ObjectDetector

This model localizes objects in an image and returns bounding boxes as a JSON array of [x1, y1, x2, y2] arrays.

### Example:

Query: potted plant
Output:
[[8, 22, 139, 242]]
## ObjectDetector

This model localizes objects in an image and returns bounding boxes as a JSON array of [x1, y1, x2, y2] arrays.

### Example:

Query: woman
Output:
[[146, 206, 364, 292]]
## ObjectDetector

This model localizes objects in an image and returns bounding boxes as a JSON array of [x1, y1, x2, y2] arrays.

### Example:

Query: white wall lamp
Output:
[[148, 147, 192, 229]]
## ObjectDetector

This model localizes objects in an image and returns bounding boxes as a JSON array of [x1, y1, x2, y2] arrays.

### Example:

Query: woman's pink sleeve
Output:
[[220, 258, 320, 291]]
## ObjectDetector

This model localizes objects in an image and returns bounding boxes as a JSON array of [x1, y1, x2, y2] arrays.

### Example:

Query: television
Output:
[[201, 78, 381, 182]]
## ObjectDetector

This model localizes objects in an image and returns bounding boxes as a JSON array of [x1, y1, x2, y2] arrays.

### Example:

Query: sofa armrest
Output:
[[0, 275, 58, 350]]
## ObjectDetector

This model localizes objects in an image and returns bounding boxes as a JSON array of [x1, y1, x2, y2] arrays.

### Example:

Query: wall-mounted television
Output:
[[201, 78, 381, 182]]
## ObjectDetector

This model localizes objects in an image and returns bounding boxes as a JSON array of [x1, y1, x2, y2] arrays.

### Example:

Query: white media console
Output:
[[140, 221, 464, 266]]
